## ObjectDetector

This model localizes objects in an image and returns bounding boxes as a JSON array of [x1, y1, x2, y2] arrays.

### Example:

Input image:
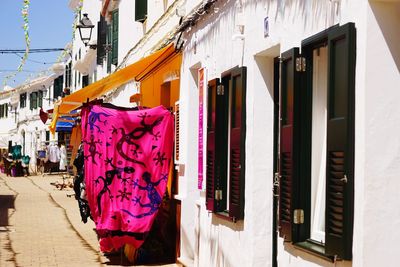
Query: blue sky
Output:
[[0, 0, 74, 89]]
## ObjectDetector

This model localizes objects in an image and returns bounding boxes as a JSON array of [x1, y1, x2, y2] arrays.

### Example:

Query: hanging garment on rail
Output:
[[81, 104, 174, 252], [73, 144, 91, 223]]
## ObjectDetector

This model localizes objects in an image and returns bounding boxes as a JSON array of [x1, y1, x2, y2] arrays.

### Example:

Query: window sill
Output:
[[293, 240, 335, 262], [214, 211, 239, 223]]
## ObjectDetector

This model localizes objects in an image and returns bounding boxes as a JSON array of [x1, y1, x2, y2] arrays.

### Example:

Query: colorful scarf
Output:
[[81, 104, 174, 252]]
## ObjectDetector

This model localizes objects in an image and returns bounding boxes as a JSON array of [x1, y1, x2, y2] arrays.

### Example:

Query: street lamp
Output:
[[77, 13, 95, 47]]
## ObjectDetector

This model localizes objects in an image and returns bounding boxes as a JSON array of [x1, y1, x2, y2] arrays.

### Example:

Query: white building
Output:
[[177, 0, 400, 267], [0, 71, 66, 172], [0, 88, 17, 151], [63, 0, 400, 266]]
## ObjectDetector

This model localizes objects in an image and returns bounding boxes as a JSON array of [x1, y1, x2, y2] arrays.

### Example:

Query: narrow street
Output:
[[0, 174, 101, 266], [0, 174, 181, 267]]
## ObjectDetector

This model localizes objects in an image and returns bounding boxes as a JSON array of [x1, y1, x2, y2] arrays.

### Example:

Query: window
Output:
[[38, 90, 43, 108], [277, 23, 356, 260], [106, 23, 112, 73], [82, 75, 89, 87], [205, 66, 246, 222], [97, 15, 107, 65], [30, 92, 38, 110], [20, 93, 27, 108], [112, 9, 119, 66], [54, 75, 64, 100], [0, 104, 8, 118], [74, 70, 77, 88], [105, 9, 119, 71], [135, 0, 147, 22], [65, 61, 72, 88]]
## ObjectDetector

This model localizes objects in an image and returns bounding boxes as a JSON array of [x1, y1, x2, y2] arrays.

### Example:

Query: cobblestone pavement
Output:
[[0, 174, 181, 267], [0, 174, 101, 267]]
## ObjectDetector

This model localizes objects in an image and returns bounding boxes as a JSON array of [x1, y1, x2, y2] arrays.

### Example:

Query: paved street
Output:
[[0, 174, 180, 267]]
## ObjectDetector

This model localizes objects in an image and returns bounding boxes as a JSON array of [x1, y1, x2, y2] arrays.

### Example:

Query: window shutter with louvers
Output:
[[112, 9, 119, 66], [38, 91, 43, 108], [325, 22, 355, 260], [215, 75, 230, 213], [32, 92, 38, 109], [135, 0, 148, 22], [106, 24, 112, 73], [228, 67, 246, 221], [206, 78, 219, 212], [278, 48, 302, 242], [97, 15, 107, 65], [174, 101, 180, 163], [53, 76, 63, 99], [30, 93, 33, 110]]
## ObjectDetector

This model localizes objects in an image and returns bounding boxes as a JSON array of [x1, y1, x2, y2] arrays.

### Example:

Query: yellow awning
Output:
[[58, 43, 176, 115], [50, 44, 177, 134]]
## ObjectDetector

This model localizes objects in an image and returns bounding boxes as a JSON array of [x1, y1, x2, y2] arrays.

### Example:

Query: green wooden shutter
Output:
[[82, 75, 89, 87], [325, 22, 356, 260], [97, 15, 107, 65], [5, 103, 8, 117], [112, 9, 119, 65], [135, 0, 148, 22], [38, 91, 43, 108], [0, 105, 3, 118], [30, 93, 33, 110], [228, 67, 246, 221], [206, 78, 219, 212], [107, 24, 112, 73], [53, 76, 63, 99], [22, 93, 26, 108], [37, 91, 40, 108], [32, 92, 38, 109], [20, 94, 24, 108], [278, 48, 302, 242], [68, 62, 72, 87]]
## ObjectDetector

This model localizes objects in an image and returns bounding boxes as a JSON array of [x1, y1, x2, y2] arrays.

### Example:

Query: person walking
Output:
[[59, 141, 67, 172]]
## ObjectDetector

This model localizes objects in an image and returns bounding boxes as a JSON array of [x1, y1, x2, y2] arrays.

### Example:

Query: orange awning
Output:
[[49, 43, 177, 134], [58, 43, 176, 115]]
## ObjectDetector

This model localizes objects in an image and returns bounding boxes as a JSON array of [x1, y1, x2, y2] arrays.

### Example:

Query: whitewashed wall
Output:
[[178, 0, 400, 266], [362, 1, 400, 267], [0, 92, 16, 149], [70, 0, 102, 91], [66, 0, 400, 266]]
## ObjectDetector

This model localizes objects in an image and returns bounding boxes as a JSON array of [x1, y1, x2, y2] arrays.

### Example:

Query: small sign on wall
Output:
[[264, 16, 269, 38], [198, 68, 205, 190]]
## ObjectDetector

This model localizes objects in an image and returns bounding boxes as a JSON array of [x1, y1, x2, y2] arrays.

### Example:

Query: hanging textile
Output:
[[69, 124, 82, 167], [81, 104, 174, 252], [73, 144, 91, 223], [11, 145, 22, 160]]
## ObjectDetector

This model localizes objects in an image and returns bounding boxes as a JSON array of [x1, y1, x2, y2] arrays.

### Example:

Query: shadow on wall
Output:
[[370, 1, 400, 72], [211, 214, 244, 231], [254, 44, 281, 101], [203, 216, 238, 267], [247, 0, 339, 30]]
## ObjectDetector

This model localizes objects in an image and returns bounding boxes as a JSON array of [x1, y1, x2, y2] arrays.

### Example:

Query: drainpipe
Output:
[[273, 173, 278, 267]]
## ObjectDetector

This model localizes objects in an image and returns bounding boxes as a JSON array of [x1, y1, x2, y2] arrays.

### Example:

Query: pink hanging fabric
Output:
[[81, 104, 174, 252]]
